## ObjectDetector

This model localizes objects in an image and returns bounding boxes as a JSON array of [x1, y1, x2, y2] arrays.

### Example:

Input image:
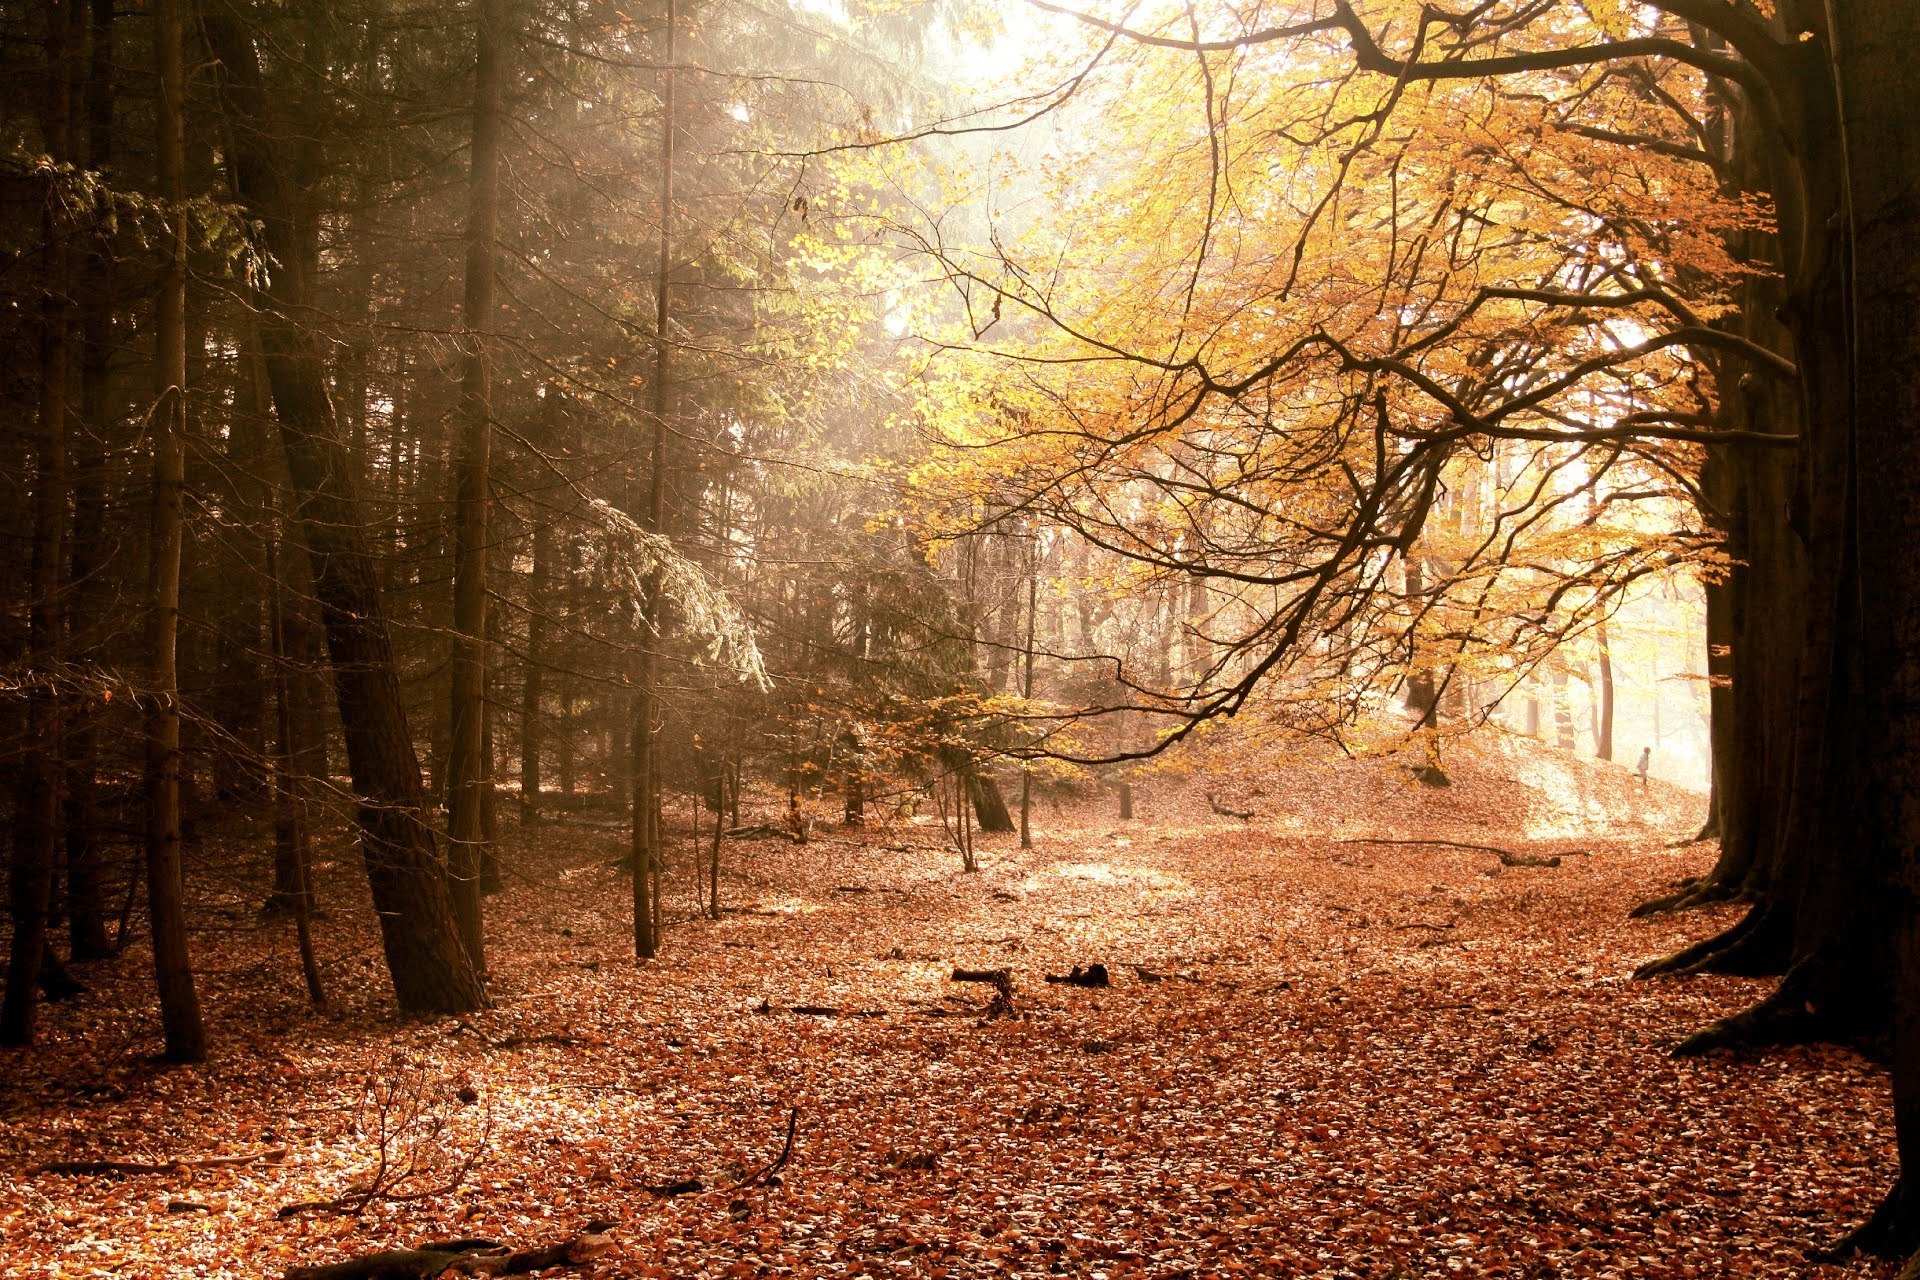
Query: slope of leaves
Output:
[[0, 755, 1895, 1279]]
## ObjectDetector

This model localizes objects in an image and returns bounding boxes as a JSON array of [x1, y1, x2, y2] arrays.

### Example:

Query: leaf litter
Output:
[[0, 742, 1897, 1278]]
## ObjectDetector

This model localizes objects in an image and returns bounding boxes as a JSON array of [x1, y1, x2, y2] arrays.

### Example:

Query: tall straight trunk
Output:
[[1594, 620, 1614, 763], [65, 0, 117, 963], [446, 0, 510, 973], [521, 512, 552, 804], [631, 0, 676, 960], [272, 543, 324, 1012], [1019, 532, 1037, 850], [3, 0, 76, 1048], [558, 536, 580, 799], [205, 11, 484, 1015], [1550, 665, 1576, 750], [266, 513, 315, 916], [1402, 557, 1437, 724], [144, 0, 206, 1062]]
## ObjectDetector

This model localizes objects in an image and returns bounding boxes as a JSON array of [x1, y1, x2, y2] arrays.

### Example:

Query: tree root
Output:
[[1633, 907, 1788, 980], [1815, 1177, 1920, 1268], [1671, 986, 1830, 1056], [284, 1222, 615, 1280], [1628, 876, 1735, 919]]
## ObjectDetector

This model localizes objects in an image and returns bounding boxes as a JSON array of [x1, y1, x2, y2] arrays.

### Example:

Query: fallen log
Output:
[[284, 1222, 615, 1280]]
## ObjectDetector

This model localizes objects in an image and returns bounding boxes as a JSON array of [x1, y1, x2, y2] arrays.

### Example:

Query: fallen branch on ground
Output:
[[728, 1108, 799, 1192], [1205, 793, 1255, 821], [283, 1221, 615, 1280], [451, 1022, 580, 1051], [1336, 837, 1576, 867], [37, 1147, 287, 1177]]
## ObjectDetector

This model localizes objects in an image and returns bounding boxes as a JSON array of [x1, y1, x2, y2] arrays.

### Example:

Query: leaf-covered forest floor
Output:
[[0, 739, 1898, 1278]]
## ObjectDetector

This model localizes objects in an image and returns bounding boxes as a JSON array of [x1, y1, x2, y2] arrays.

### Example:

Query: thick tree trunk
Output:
[[205, 11, 485, 1015], [3, 0, 76, 1048], [968, 770, 1016, 834], [1822, 0, 1920, 1258]]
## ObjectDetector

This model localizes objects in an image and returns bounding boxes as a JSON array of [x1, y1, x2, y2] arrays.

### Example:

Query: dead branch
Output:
[[37, 1147, 287, 1177], [728, 1108, 799, 1192], [1336, 837, 1573, 867], [1205, 792, 1255, 820]]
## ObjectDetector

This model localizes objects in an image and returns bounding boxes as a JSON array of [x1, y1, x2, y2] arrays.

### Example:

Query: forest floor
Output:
[[0, 737, 1899, 1279]]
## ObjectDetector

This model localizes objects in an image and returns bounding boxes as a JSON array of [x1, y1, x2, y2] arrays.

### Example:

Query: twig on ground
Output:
[[728, 1108, 799, 1192], [37, 1147, 288, 1177]]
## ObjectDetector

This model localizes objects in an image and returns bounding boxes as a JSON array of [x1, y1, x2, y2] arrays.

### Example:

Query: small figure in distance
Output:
[[1636, 746, 1652, 789]]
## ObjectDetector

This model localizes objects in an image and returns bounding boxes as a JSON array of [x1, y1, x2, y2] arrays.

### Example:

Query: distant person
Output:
[[1636, 746, 1652, 788]]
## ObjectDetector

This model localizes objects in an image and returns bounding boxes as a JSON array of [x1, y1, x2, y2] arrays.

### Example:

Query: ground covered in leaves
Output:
[[0, 740, 1898, 1278]]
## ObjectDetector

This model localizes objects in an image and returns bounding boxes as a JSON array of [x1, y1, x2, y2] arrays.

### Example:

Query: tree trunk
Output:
[[1550, 665, 1576, 750], [1020, 534, 1037, 850], [3, 0, 76, 1048], [1822, 0, 1920, 1257], [521, 518, 550, 807], [446, 0, 510, 973], [145, 0, 207, 1062], [1594, 620, 1614, 763], [631, 0, 676, 960], [204, 11, 485, 1015], [64, 0, 117, 964], [968, 770, 1016, 834]]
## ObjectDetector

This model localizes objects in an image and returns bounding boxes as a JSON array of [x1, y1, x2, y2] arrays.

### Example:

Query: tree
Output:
[[204, 8, 485, 1016], [446, 0, 513, 975], [143, 0, 206, 1063], [2, 0, 76, 1049]]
